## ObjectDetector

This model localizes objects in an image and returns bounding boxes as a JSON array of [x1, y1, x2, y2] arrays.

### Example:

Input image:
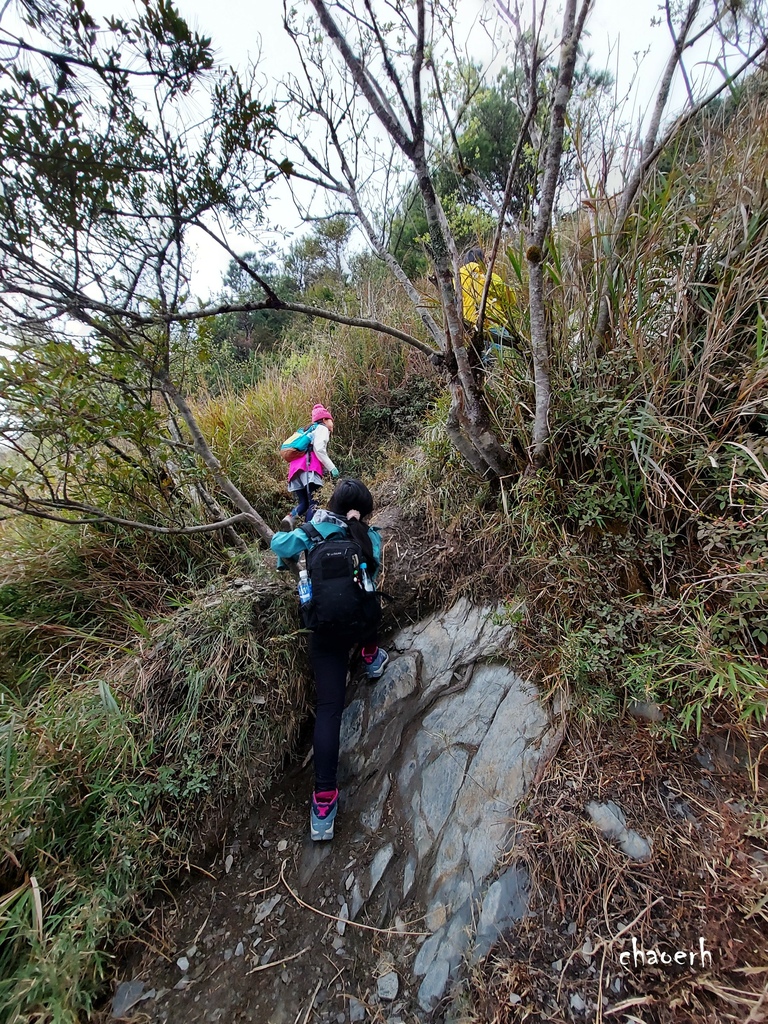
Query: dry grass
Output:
[[464, 719, 768, 1023]]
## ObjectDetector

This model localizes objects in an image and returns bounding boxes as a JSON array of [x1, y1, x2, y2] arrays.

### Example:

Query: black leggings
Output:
[[310, 630, 375, 791], [291, 483, 320, 521]]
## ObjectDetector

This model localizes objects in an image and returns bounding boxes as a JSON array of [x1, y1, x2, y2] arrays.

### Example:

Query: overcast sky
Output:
[[82, 0, 733, 296]]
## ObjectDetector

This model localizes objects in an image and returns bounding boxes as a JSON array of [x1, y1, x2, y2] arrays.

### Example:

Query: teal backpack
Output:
[[280, 422, 318, 461]]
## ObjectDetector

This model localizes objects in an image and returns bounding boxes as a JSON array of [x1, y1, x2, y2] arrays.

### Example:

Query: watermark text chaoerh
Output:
[[620, 937, 713, 969]]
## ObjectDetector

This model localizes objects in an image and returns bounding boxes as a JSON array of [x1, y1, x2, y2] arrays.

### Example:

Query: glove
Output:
[[331, 468, 340, 479]]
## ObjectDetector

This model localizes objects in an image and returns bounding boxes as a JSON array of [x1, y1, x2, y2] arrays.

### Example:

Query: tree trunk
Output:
[[528, 260, 551, 463], [526, 0, 592, 467], [158, 372, 275, 544]]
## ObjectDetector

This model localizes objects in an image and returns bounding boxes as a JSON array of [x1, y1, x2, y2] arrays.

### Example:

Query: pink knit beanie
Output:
[[311, 404, 333, 422]]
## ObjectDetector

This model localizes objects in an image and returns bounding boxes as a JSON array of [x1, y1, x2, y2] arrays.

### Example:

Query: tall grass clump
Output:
[[397, 76, 768, 741], [193, 312, 440, 522], [0, 557, 308, 1023], [0, 514, 225, 696]]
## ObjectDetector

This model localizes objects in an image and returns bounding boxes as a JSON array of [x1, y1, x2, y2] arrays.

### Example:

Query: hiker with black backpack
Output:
[[279, 403, 339, 532], [270, 478, 389, 841]]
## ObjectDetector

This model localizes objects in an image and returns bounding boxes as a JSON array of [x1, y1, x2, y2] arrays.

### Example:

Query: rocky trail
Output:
[[110, 600, 560, 1023], [109, 599, 768, 1024]]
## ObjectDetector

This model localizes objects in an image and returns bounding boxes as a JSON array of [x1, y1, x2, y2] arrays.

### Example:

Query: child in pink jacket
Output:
[[279, 404, 339, 531]]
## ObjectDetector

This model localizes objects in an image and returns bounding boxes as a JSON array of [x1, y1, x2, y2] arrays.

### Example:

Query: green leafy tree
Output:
[[207, 253, 299, 361], [0, 0, 280, 540]]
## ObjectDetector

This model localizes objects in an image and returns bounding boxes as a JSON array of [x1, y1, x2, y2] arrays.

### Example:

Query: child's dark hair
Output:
[[328, 478, 377, 571], [460, 246, 485, 267]]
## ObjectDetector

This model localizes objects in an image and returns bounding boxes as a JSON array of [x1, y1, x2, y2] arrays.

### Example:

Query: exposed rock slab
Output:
[[325, 600, 562, 1009]]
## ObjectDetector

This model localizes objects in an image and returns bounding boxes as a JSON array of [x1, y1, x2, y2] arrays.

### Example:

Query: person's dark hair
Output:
[[460, 246, 485, 267], [328, 478, 377, 571]]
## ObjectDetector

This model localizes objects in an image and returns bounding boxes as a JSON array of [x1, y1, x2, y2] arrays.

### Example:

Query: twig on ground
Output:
[[246, 945, 311, 976], [279, 859, 429, 937]]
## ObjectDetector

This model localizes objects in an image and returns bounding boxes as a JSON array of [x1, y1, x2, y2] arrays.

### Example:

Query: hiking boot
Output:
[[364, 648, 389, 681], [278, 513, 297, 532], [310, 789, 338, 841]]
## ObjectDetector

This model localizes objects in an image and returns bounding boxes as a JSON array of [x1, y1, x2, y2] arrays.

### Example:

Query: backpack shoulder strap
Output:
[[299, 522, 323, 543]]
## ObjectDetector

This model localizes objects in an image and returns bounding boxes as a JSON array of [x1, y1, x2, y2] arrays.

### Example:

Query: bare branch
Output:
[[306, 0, 415, 156]]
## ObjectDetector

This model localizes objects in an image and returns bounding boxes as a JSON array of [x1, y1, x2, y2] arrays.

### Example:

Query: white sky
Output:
[[14, 0, 749, 296], [166, 0, 683, 296]]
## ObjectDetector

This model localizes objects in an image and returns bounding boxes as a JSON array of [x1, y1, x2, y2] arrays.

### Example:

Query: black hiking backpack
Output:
[[299, 523, 381, 635]]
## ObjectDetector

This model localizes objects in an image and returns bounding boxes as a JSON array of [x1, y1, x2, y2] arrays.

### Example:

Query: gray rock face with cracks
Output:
[[327, 598, 561, 1010]]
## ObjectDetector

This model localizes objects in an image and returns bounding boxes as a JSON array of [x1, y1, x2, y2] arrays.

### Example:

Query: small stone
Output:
[[345, 872, 354, 891], [628, 700, 664, 723], [581, 937, 594, 960], [552, 960, 563, 972], [377, 971, 399, 1002], [173, 978, 190, 990], [570, 992, 586, 1012], [332, 937, 344, 951], [254, 894, 281, 924], [261, 946, 275, 965], [281, 970, 290, 984], [176, 956, 189, 972], [223, 949, 233, 962], [185, 945, 197, 958], [349, 997, 365, 1022], [111, 980, 145, 1017], [224, 853, 234, 874], [337, 902, 349, 936], [509, 993, 522, 1005], [567, 921, 577, 935], [235, 942, 244, 957], [277, 839, 288, 852]]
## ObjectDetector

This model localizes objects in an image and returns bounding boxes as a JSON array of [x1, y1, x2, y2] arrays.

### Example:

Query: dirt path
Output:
[[114, 748, 429, 1024]]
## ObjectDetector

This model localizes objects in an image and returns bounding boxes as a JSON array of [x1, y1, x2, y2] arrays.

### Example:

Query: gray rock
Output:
[[348, 997, 365, 1022], [418, 663, 509, 754], [336, 902, 349, 935], [402, 856, 416, 898], [369, 843, 394, 896], [417, 958, 450, 1011], [377, 971, 399, 1001], [473, 866, 529, 961], [360, 775, 391, 832], [586, 800, 652, 861], [253, 894, 281, 924], [627, 700, 664, 723], [176, 956, 189, 972], [570, 991, 587, 1012], [394, 600, 514, 700], [414, 749, 467, 860], [234, 941, 244, 957], [349, 879, 365, 920], [339, 699, 365, 759], [111, 980, 145, 1018], [367, 653, 419, 719]]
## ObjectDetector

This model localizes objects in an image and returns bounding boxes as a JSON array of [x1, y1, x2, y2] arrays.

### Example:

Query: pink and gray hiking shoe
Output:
[[310, 788, 338, 841]]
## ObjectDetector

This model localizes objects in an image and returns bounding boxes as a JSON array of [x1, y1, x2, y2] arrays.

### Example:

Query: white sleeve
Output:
[[312, 424, 337, 473]]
